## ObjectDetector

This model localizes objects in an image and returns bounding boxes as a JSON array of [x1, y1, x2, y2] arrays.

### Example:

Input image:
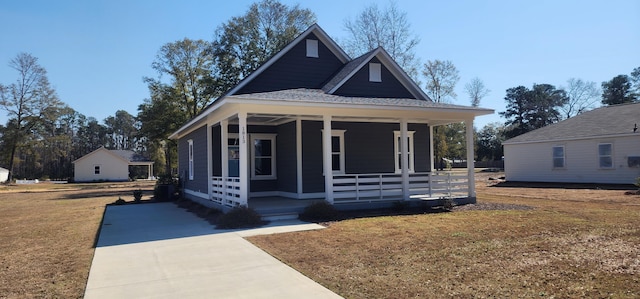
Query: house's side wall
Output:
[[236, 32, 344, 94], [0, 169, 8, 182], [505, 136, 640, 184], [301, 121, 432, 193], [73, 151, 129, 182], [178, 125, 209, 195], [334, 57, 415, 99]]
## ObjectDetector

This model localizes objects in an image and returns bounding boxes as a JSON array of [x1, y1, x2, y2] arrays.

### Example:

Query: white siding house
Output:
[[503, 103, 640, 184], [73, 147, 153, 182], [0, 167, 8, 183]]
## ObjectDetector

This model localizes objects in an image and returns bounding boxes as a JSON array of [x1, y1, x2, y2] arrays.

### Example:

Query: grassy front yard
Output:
[[249, 179, 640, 298], [0, 181, 154, 298]]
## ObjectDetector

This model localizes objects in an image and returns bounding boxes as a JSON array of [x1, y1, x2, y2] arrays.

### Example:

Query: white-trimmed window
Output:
[[552, 146, 564, 168], [598, 143, 613, 168], [251, 134, 277, 180], [369, 63, 381, 82], [322, 129, 346, 174], [394, 131, 415, 173], [306, 39, 319, 58], [188, 139, 194, 180], [94, 165, 101, 175]]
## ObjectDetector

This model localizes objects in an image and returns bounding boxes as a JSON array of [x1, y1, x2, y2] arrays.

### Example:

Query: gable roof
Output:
[[322, 47, 430, 101], [72, 147, 153, 164], [503, 102, 640, 144]]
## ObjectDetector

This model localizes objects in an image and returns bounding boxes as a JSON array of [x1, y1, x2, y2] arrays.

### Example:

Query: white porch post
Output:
[[221, 120, 229, 178], [429, 125, 435, 171], [322, 115, 334, 204], [207, 124, 213, 198], [238, 112, 249, 206], [465, 119, 476, 198], [296, 118, 303, 197], [400, 119, 409, 200]]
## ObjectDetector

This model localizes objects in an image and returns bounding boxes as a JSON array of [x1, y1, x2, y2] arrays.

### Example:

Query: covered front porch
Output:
[[186, 98, 481, 212]]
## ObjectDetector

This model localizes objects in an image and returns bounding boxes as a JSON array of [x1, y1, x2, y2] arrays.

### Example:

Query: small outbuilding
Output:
[[503, 103, 640, 184], [0, 166, 8, 183], [72, 147, 154, 182]]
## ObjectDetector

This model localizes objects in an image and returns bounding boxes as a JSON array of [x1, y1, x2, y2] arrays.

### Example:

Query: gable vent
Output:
[[369, 63, 382, 82], [306, 39, 318, 58]]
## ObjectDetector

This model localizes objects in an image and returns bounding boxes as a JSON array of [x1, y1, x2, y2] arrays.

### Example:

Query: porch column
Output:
[[238, 112, 249, 206], [207, 124, 213, 198], [400, 119, 410, 200], [465, 119, 476, 198], [429, 125, 435, 171], [296, 118, 303, 197], [322, 115, 334, 204], [221, 120, 229, 178]]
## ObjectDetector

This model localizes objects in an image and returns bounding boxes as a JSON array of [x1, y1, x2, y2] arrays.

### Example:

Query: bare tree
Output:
[[560, 78, 600, 119], [464, 77, 490, 107], [343, 1, 421, 82], [422, 60, 459, 103], [0, 53, 62, 182]]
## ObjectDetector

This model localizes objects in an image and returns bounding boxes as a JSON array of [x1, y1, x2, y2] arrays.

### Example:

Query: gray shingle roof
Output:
[[503, 102, 640, 144], [229, 88, 491, 112], [321, 49, 376, 92]]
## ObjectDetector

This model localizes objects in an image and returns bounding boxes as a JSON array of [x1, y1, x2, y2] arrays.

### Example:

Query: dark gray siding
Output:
[[276, 121, 297, 193], [301, 121, 432, 193], [178, 125, 209, 194], [334, 57, 415, 98], [212, 125, 221, 176], [236, 33, 345, 94]]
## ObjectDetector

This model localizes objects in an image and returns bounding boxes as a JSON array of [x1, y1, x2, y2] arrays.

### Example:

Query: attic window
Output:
[[306, 39, 318, 58], [369, 63, 382, 82]]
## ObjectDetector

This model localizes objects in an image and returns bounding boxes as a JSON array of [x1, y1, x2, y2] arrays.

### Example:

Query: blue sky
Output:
[[1, 0, 639, 128]]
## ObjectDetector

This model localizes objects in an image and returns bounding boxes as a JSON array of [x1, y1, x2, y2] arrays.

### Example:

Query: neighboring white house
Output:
[[72, 147, 154, 182], [0, 167, 8, 183], [503, 103, 640, 184]]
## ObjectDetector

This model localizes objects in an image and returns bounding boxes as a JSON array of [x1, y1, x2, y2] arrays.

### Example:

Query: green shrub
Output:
[[634, 177, 640, 188], [439, 197, 455, 212], [216, 206, 265, 229], [113, 197, 126, 205], [133, 189, 143, 202], [299, 201, 341, 222]]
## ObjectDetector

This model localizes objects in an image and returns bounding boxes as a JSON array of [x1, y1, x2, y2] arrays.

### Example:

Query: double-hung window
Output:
[[251, 134, 277, 180], [322, 130, 345, 174], [394, 131, 415, 173], [94, 165, 101, 175], [552, 146, 564, 168], [188, 139, 194, 180], [598, 143, 613, 168]]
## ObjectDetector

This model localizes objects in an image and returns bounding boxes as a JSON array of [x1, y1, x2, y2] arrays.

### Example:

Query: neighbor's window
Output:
[[598, 143, 613, 168], [628, 156, 640, 168], [94, 165, 101, 175], [251, 134, 277, 180], [306, 39, 318, 58], [394, 131, 415, 173], [369, 63, 381, 82], [552, 146, 564, 168], [188, 139, 194, 180]]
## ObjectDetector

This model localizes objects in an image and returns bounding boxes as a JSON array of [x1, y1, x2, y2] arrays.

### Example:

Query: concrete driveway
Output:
[[84, 202, 342, 299]]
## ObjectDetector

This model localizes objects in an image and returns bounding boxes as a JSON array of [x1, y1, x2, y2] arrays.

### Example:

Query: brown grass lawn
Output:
[[249, 174, 640, 298], [0, 181, 154, 299]]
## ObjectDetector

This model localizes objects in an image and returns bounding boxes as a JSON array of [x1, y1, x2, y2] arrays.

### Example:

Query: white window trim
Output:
[[94, 165, 101, 175], [394, 131, 415, 174], [322, 129, 346, 175], [369, 63, 381, 82], [598, 143, 614, 169], [188, 139, 194, 180], [552, 145, 565, 169], [306, 39, 319, 58], [250, 133, 277, 180]]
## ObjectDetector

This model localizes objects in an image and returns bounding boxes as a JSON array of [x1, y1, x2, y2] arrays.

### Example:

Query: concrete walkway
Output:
[[84, 202, 342, 299]]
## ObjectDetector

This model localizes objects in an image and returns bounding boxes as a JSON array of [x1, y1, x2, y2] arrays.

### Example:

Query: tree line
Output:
[[2, 0, 638, 181]]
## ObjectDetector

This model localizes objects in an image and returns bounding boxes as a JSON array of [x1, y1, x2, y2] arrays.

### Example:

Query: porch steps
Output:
[[260, 212, 300, 222]]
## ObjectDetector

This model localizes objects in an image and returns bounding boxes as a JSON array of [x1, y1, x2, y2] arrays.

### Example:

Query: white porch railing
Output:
[[332, 172, 468, 203], [211, 176, 243, 207]]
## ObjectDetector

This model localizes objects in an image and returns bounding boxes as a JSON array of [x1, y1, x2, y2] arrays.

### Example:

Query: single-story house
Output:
[[0, 166, 8, 183], [503, 103, 640, 184], [169, 24, 493, 212], [72, 147, 154, 182]]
